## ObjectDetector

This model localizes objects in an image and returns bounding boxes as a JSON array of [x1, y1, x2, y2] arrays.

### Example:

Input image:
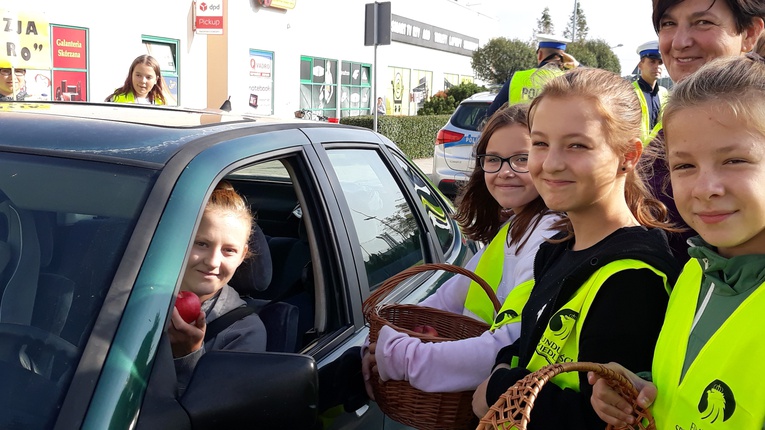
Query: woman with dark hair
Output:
[[105, 54, 166, 105], [361, 103, 562, 395], [643, 0, 764, 263]]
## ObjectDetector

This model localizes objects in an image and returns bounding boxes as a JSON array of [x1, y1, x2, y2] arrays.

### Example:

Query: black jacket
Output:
[[487, 226, 682, 429]]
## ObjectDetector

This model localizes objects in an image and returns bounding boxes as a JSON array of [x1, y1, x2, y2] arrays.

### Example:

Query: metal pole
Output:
[[572, 0, 578, 42]]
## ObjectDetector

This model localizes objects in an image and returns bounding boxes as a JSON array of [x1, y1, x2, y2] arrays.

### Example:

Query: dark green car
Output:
[[0, 102, 476, 430]]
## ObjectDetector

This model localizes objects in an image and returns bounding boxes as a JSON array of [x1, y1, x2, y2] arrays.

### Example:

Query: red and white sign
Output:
[[194, 0, 223, 35]]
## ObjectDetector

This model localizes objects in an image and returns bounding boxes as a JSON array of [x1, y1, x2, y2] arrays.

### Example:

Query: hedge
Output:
[[339, 114, 452, 160]]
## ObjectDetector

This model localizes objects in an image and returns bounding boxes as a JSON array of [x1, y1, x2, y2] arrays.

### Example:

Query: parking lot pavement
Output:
[[413, 157, 433, 181]]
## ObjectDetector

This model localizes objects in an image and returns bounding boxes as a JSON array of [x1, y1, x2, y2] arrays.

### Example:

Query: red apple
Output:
[[175, 291, 201, 324], [412, 325, 438, 337]]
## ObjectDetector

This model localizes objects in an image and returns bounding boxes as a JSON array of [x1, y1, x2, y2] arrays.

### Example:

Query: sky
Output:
[[470, 0, 660, 76]]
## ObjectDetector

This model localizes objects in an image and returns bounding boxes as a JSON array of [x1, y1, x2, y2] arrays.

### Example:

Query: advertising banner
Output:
[[248, 49, 273, 115], [52, 26, 87, 70], [0, 8, 51, 69], [195, 0, 223, 35]]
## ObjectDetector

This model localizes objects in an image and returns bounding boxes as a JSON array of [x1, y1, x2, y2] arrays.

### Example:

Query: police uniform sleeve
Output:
[[486, 78, 512, 118]]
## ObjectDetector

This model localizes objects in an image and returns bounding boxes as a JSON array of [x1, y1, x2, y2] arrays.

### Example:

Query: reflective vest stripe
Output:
[[464, 223, 510, 324], [492, 260, 669, 392], [652, 260, 765, 429], [508, 68, 564, 104], [632, 81, 668, 145], [112, 92, 165, 105]]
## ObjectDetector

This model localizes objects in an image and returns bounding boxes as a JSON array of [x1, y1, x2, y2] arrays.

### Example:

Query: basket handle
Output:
[[362, 263, 501, 320], [477, 361, 655, 430]]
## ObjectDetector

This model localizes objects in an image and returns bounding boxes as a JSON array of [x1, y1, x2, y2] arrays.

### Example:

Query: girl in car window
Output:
[[471, 67, 683, 429], [169, 180, 266, 392], [105, 55, 166, 105], [362, 103, 563, 394]]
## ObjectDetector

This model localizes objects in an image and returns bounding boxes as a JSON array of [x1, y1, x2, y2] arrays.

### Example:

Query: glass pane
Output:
[[0, 152, 154, 429], [360, 87, 370, 110], [312, 59, 326, 83], [350, 87, 359, 109], [300, 84, 312, 109], [300, 58, 312, 81], [327, 149, 424, 288], [341, 62, 351, 85], [144, 42, 176, 72], [351, 63, 361, 86], [340, 87, 350, 109], [393, 154, 455, 255], [361, 66, 370, 85]]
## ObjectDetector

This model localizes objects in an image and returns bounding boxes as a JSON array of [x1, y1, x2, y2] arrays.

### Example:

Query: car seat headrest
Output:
[[230, 224, 272, 295]]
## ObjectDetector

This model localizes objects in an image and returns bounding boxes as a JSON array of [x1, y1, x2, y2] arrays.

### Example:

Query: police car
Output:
[[432, 91, 495, 199]]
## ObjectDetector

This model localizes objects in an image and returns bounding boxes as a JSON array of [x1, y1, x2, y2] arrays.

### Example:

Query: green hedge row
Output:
[[339, 114, 452, 159]]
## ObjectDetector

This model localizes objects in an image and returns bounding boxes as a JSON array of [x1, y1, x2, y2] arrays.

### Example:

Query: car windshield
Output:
[[0, 151, 156, 429]]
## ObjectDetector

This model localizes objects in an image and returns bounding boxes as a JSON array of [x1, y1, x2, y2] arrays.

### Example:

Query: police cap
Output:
[[537, 34, 570, 50], [637, 40, 661, 59]]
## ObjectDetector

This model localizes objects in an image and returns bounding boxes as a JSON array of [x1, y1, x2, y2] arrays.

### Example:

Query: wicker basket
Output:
[[476, 361, 656, 430], [362, 263, 501, 430]]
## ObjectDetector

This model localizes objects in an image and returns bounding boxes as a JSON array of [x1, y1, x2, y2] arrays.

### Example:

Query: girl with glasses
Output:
[[362, 103, 562, 395]]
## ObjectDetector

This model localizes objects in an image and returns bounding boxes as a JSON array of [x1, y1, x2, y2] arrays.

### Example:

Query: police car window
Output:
[[391, 153, 456, 257], [326, 149, 424, 289]]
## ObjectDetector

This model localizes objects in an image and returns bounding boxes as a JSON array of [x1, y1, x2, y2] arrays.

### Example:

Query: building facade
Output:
[[1, 0, 497, 118]]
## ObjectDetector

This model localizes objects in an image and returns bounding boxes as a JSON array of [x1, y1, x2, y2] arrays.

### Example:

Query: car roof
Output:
[[0, 102, 378, 166], [460, 91, 496, 104]]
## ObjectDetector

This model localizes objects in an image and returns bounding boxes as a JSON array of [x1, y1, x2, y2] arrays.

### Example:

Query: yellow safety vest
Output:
[[508, 68, 564, 104], [111, 91, 165, 105], [465, 223, 510, 324], [492, 260, 670, 391], [632, 81, 668, 146], [652, 260, 765, 429]]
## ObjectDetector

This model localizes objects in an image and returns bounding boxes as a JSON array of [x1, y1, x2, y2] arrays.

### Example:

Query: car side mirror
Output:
[[180, 351, 318, 429]]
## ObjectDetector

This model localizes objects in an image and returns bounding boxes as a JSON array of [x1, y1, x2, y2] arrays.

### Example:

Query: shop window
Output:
[[299, 56, 337, 117], [143, 36, 180, 106], [339, 61, 371, 117]]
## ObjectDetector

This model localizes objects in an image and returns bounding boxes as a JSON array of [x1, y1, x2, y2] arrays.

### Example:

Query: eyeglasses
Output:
[[477, 154, 529, 174], [0, 69, 26, 77]]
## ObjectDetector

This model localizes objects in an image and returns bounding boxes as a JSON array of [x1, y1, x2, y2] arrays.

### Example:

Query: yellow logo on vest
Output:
[[698, 380, 736, 424], [535, 309, 578, 365]]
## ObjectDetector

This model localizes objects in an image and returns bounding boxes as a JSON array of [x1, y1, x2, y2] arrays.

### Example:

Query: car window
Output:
[[451, 102, 490, 131], [326, 149, 425, 289], [0, 152, 155, 429], [391, 153, 457, 257]]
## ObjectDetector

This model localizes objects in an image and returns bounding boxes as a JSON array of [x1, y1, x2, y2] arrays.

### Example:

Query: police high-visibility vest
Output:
[[492, 260, 670, 391], [652, 260, 765, 429], [111, 91, 165, 105], [464, 223, 510, 324], [508, 68, 564, 104], [632, 81, 668, 145]]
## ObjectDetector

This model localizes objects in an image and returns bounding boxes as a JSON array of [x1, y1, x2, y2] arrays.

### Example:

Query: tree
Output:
[[565, 39, 621, 74], [563, 2, 589, 42], [417, 82, 488, 115], [535, 7, 555, 36], [471, 37, 537, 86]]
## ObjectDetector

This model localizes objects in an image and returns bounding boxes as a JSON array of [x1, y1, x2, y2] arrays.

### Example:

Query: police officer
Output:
[[486, 34, 574, 118], [633, 40, 669, 144]]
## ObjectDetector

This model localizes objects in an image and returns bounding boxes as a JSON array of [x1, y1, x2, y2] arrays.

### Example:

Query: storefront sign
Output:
[[0, 8, 51, 69], [258, 0, 296, 10], [194, 0, 223, 35], [248, 49, 274, 115], [390, 14, 478, 57], [52, 26, 87, 70]]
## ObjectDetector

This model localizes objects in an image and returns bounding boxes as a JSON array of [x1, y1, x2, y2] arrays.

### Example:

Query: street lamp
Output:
[[611, 44, 623, 49]]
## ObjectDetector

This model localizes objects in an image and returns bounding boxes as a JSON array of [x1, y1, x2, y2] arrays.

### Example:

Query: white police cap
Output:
[[537, 34, 570, 50], [636, 40, 661, 59]]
